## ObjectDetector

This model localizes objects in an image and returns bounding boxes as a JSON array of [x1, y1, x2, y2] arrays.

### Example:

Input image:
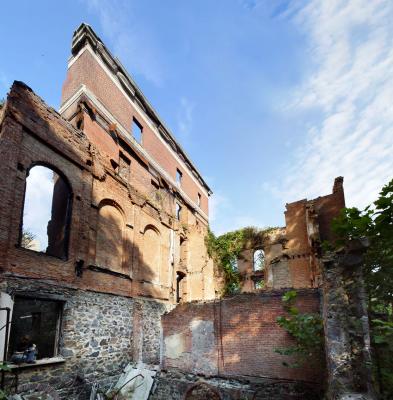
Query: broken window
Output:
[[176, 203, 182, 221], [118, 153, 131, 181], [253, 249, 265, 272], [132, 117, 143, 143], [8, 296, 62, 361], [197, 193, 201, 207], [176, 169, 182, 186], [21, 165, 71, 259]]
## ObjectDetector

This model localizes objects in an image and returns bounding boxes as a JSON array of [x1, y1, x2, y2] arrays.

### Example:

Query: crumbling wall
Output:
[[150, 370, 322, 400], [162, 290, 323, 383], [321, 242, 375, 400], [2, 278, 167, 399]]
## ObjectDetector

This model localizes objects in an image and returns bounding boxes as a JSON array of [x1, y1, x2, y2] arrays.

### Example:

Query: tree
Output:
[[330, 178, 393, 398], [21, 229, 36, 249]]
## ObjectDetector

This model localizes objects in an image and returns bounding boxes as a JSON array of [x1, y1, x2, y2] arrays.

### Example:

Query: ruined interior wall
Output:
[[162, 290, 323, 383], [1, 278, 167, 399], [150, 370, 323, 400], [0, 81, 213, 303]]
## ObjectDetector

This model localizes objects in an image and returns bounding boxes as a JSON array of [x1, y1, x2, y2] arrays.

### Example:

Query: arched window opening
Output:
[[253, 249, 265, 272], [143, 226, 160, 282], [96, 203, 124, 273], [21, 165, 71, 259]]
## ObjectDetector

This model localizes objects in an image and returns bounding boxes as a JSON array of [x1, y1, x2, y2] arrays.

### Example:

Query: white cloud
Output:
[[23, 166, 55, 251], [83, 0, 164, 86], [177, 97, 194, 140], [272, 0, 393, 209]]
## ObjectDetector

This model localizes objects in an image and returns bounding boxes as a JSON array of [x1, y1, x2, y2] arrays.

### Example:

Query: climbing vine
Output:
[[275, 290, 324, 367], [205, 226, 276, 295]]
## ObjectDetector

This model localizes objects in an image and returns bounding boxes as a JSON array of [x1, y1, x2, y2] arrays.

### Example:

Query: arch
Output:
[[95, 201, 125, 273], [183, 383, 221, 400], [253, 248, 265, 272], [21, 164, 72, 259], [142, 224, 161, 282]]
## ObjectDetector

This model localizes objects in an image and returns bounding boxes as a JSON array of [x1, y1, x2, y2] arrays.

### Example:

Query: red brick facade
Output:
[[162, 290, 323, 382]]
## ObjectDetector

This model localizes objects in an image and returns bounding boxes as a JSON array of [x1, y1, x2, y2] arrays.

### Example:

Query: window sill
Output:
[[8, 357, 65, 370]]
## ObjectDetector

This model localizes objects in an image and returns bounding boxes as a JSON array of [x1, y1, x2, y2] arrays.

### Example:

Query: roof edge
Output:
[[70, 23, 212, 194]]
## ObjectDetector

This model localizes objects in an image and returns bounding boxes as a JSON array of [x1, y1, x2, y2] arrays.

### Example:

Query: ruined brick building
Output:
[[0, 24, 373, 400]]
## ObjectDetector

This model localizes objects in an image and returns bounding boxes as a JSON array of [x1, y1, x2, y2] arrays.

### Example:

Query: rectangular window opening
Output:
[[197, 193, 201, 207], [132, 118, 143, 143], [8, 297, 62, 362], [176, 169, 182, 186]]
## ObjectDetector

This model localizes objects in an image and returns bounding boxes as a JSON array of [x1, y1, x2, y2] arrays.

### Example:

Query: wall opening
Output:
[[132, 117, 143, 143], [8, 296, 62, 361], [176, 271, 186, 303], [253, 249, 265, 272], [21, 165, 71, 259]]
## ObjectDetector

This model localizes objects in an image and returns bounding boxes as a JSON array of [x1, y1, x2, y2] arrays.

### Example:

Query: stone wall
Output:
[[322, 241, 376, 400], [162, 289, 323, 383], [1, 277, 167, 399]]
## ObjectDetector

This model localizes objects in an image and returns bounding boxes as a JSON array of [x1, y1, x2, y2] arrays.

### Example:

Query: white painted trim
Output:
[[60, 85, 209, 222], [65, 45, 210, 197]]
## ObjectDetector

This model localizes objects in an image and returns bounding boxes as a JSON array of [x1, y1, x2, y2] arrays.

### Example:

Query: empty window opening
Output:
[[197, 193, 201, 207], [21, 165, 71, 259], [118, 153, 131, 181], [176, 169, 182, 186], [132, 118, 143, 143], [8, 296, 62, 362], [254, 278, 265, 290], [176, 203, 182, 221], [176, 271, 186, 303], [253, 249, 265, 272], [230, 257, 238, 271]]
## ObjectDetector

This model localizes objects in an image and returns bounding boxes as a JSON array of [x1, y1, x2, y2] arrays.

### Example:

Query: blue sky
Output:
[[1, 0, 392, 235]]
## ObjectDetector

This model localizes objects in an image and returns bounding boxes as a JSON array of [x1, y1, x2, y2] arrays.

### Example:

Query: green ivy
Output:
[[205, 226, 276, 295], [275, 290, 324, 367]]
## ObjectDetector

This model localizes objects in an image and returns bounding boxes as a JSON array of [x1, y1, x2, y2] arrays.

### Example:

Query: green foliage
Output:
[[275, 290, 324, 367], [205, 226, 276, 295], [329, 178, 393, 397]]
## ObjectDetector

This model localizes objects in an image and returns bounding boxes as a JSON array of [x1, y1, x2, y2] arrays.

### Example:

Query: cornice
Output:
[[69, 23, 212, 195]]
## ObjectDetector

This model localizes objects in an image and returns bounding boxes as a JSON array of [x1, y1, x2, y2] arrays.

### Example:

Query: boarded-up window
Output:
[[143, 227, 160, 282], [96, 204, 124, 273]]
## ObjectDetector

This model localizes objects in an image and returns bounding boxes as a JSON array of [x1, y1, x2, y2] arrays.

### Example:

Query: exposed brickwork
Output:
[[239, 178, 345, 292], [162, 290, 323, 383]]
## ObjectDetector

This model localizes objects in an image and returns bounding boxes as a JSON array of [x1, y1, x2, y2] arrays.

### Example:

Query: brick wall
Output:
[[162, 290, 323, 383], [0, 81, 216, 302], [61, 47, 209, 215]]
